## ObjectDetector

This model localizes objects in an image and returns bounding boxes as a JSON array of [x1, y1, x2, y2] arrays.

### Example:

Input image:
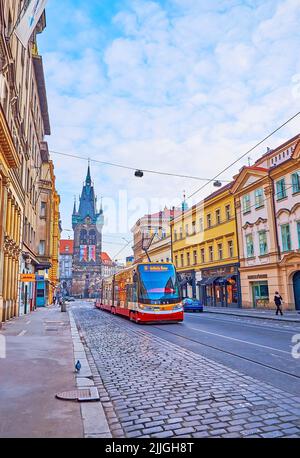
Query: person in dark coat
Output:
[[274, 292, 283, 316]]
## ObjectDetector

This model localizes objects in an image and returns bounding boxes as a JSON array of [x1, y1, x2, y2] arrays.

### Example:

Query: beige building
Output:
[[141, 233, 172, 264], [131, 207, 181, 263], [0, 1, 57, 321]]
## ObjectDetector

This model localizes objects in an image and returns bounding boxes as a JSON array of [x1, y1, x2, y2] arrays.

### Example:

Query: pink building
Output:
[[233, 134, 300, 310]]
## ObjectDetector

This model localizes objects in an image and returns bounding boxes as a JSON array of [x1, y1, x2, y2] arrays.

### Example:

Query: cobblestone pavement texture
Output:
[[73, 305, 300, 438]]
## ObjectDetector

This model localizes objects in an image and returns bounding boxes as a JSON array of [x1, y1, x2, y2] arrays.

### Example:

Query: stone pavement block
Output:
[[142, 426, 164, 435], [261, 431, 284, 438], [173, 427, 195, 436], [71, 304, 300, 440]]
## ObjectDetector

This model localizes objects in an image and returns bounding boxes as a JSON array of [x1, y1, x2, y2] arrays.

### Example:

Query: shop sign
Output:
[[202, 265, 237, 278], [248, 274, 268, 280], [20, 274, 35, 282]]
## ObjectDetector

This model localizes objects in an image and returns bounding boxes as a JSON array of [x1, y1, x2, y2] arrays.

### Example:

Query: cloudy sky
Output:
[[38, 0, 300, 261]]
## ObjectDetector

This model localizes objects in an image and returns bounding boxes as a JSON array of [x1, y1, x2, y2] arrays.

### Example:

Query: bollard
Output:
[[61, 300, 67, 312]]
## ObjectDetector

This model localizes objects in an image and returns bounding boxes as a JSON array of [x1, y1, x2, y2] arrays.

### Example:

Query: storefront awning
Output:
[[216, 274, 237, 284], [198, 276, 220, 286]]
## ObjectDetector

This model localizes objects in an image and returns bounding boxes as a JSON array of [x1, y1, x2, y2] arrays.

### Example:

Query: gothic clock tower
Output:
[[71, 165, 104, 298]]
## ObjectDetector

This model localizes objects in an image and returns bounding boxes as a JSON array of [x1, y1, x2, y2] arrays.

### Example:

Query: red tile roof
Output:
[[59, 239, 74, 255], [101, 252, 112, 262]]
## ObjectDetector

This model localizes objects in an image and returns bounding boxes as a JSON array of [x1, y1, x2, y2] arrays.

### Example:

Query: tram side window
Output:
[[132, 283, 137, 302], [114, 285, 120, 306], [126, 284, 131, 305]]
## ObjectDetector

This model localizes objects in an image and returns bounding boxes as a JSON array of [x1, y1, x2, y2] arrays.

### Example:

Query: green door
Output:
[[252, 282, 269, 308]]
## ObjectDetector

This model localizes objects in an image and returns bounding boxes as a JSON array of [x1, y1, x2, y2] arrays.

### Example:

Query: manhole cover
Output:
[[56, 387, 99, 402]]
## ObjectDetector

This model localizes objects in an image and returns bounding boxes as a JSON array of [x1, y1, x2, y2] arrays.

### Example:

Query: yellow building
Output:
[[171, 184, 242, 307], [0, 104, 22, 323], [48, 170, 61, 305]]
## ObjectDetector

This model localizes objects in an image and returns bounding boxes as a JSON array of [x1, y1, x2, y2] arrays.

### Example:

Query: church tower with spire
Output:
[[71, 164, 104, 298]]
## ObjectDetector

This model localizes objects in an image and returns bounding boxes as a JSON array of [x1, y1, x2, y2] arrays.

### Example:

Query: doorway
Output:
[[252, 281, 269, 308], [293, 272, 300, 311]]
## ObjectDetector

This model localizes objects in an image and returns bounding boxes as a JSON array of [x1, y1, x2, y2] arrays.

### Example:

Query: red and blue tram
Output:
[[95, 262, 183, 323]]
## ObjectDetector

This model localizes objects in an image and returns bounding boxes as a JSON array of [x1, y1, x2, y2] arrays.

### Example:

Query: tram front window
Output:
[[138, 264, 181, 304]]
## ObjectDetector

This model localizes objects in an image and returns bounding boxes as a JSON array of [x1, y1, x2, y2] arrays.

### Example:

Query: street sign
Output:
[[20, 273, 36, 282]]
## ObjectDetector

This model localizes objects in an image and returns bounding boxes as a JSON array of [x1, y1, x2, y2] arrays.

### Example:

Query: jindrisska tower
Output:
[[71, 165, 104, 298]]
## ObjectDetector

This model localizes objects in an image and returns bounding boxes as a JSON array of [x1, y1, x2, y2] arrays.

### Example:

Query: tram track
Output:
[[150, 324, 300, 381]]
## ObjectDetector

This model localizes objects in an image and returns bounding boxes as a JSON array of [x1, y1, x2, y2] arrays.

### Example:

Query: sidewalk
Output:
[[204, 306, 300, 323], [0, 305, 110, 438]]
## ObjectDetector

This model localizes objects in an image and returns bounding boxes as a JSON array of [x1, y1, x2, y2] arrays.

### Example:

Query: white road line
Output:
[[26, 320, 31, 325], [189, 327, 291, 355], [17, 330, 27, 336], [186, 314, 299, 334]]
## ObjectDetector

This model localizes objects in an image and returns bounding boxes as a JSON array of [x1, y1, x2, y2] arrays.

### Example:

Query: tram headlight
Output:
[[173, 304, 182, 310]]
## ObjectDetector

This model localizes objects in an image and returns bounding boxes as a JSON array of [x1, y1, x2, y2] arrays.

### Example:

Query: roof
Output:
[[101, 252, 112, 262], [254, 134, 300, 165], [32, 54, 51, 135], [203, 181, 233, 202], [59, 240, 74, 255]]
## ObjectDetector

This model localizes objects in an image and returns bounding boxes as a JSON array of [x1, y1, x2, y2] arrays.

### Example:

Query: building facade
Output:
[[171, 185, 241, 306], [0, 1, 56, 322], [141, 233, 172, 264], [101, 252, 123, 278], [72, 166, 104, 298], [59, 239, 73, 296], [131, 207, 180, 263], [233, 134, 300, 310]]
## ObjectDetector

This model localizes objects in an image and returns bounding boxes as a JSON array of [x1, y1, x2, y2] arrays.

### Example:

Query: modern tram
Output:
[[95, 262, 183, 323]]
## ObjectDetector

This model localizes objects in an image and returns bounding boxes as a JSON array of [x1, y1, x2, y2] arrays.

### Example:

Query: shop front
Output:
[[198, 264, 241, 307], [19, 255, 36, 316], [177, 270, 197, 299]]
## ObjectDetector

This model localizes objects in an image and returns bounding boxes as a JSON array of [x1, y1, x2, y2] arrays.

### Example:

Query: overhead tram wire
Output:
[[49, 149, 231, 183], [113, 240, 132, 260], [186, 111, 300, 200]]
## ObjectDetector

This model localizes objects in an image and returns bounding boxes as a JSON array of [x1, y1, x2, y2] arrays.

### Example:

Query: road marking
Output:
[[17, 330, 27, 336], [186, 314, 299, 334], [26, 320, 31, 325], [189, 327, 290, 354]]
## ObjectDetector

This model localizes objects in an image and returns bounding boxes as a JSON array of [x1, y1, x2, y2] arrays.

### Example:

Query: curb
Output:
[[204, 309, 300, 324], [69, 309, 112, 438]]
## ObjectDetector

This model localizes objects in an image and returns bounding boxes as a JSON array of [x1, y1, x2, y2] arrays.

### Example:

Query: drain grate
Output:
[[56, 387, 99, 402]]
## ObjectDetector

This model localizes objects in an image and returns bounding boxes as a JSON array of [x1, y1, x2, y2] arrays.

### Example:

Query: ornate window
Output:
[[80, 229, 87, 245], [246, 234, 254, 257], [276, 178, 287, 200], [255, 188, 264, 208], [89, 230, 96, 245], [281, 224, 291, 252], [258, 231, 268, 255]]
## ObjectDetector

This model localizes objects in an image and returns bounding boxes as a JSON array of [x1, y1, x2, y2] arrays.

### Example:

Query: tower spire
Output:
[[86, 159, 91, 186], [73, 195, 77, 214]]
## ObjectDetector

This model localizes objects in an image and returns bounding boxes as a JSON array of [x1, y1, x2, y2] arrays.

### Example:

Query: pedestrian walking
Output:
[[274, 292, 283, 316]]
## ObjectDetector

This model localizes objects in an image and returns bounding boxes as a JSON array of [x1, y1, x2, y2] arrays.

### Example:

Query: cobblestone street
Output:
[[73, 303, 300, 438]]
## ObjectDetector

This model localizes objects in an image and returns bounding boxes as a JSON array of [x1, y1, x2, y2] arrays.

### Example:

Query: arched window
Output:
[[89, 230, 96, 245], [80, 229, 87, 245]]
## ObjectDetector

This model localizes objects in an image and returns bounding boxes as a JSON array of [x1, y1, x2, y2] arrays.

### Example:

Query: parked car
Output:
[[182, 298, 203, 313]]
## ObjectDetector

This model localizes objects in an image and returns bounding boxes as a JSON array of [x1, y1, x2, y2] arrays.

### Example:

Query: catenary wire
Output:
[[186, 111, 300, 200], [49, 149, 231, 182]]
